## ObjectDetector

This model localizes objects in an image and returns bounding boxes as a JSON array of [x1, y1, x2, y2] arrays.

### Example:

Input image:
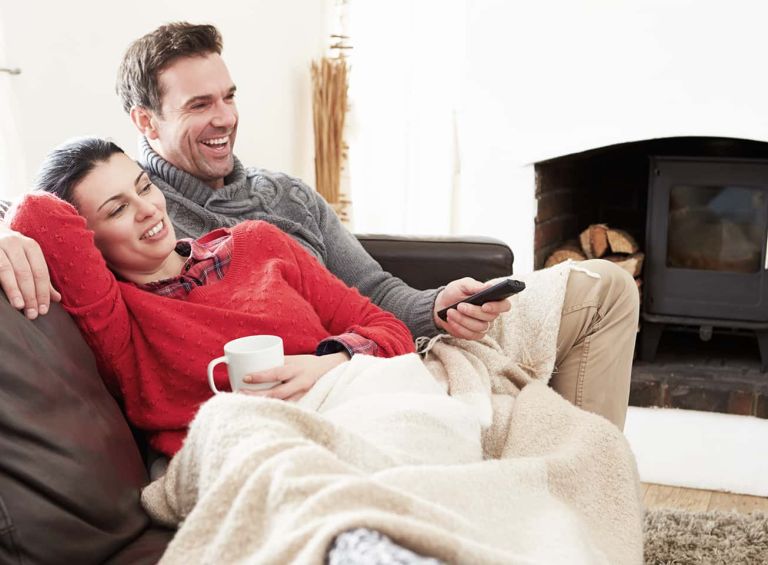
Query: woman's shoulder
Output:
[[230, 220, 311, 263], [231, 219, 288, 239], [228, 220, 298, 257]]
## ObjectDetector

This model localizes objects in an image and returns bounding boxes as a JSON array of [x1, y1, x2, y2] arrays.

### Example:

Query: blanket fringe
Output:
[[565, 259, 602, 279], [415, 333, 449, 359]]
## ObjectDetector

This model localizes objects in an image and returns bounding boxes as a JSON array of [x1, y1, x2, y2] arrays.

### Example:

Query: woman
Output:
[[10, 137, 414, 456]]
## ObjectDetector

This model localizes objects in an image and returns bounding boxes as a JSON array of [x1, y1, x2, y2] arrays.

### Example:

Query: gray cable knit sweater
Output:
[[137, 138, 441, 339]]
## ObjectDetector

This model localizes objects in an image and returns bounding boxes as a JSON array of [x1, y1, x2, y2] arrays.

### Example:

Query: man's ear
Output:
[[130, 106, 160, 140]]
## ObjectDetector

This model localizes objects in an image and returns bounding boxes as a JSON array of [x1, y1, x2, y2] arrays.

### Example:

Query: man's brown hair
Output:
[[116, 22, 222, 116]]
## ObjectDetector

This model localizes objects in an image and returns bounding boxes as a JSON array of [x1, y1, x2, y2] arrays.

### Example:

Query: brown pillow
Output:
[[0, 293, 159, 563]]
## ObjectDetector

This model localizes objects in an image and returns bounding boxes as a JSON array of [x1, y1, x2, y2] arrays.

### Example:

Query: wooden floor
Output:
[[642, 483, 768, 513]]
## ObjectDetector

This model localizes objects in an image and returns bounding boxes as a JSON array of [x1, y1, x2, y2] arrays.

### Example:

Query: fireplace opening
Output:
[[534, 136, 768, 418]]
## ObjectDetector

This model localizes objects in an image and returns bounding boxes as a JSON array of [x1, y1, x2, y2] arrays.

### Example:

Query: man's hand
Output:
[[241, 352, 349, 401], [0, 223, 61, 319], [433, 277, 512, 340]]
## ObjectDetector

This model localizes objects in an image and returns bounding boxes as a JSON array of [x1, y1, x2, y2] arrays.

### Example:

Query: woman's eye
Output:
[[108, 204, 126, 218], [140, 183, 152, 194]]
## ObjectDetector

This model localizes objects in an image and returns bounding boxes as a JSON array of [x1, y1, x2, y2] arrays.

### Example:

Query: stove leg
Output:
[[640, 322, 664, 362], [756, 330, 768, 373]]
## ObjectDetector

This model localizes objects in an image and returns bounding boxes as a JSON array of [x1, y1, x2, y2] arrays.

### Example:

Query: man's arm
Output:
[[301, 185, 510, 340], [0, 199, 61, 318]]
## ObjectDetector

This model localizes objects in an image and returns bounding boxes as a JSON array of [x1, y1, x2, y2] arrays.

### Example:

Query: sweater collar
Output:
[[137, 136, 248, 206]]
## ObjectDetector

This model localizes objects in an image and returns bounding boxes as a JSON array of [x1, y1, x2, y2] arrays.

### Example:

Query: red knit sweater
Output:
[[11, 194, 415, 456]]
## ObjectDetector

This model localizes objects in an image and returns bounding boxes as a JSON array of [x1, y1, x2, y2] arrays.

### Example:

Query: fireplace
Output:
[[642, 156, 768, 370], [534, 137, 768, 418]]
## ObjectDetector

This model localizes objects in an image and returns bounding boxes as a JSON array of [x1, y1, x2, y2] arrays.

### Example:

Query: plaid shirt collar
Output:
[[139, 228, 233, 299]]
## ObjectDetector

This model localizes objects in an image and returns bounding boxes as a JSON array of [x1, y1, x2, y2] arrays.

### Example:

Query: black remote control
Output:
[[437, 278, 526, 322]]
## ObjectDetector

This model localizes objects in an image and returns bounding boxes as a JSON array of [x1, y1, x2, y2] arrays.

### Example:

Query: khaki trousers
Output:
[[550, 259, 639, 430]]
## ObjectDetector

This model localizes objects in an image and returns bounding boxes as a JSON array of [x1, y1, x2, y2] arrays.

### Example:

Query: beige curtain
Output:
[[345, 0, 465, 235], [311, 54, 351, 224]]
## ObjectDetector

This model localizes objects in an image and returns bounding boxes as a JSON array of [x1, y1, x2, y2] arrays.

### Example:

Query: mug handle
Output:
[[207, 356, 228, 394]]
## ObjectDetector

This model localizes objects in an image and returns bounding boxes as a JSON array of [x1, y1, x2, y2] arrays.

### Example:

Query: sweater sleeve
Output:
[[255, 222, 415, 357], [0, 198, 10, 221], [296, 181, 442, 340], [8, 193, 132, 385]]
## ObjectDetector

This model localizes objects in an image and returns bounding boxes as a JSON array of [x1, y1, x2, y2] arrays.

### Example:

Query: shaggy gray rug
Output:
[[644, 509, 768, 564]]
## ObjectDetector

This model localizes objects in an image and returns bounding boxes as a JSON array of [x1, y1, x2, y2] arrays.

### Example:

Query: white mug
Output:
[[207, 335, 284, 394]]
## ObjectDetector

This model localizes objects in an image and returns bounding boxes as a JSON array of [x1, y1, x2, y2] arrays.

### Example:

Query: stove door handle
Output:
[[765, 229, 768, 270]]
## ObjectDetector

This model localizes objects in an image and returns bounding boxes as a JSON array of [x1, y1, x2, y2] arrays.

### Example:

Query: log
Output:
[[544, 242, 587, 268], [590, 224, 609, 258], [578, 230, 592, 258], [606, 228, 639, 254], [604, 252, 645, 278], [578, 224, 610, 258]]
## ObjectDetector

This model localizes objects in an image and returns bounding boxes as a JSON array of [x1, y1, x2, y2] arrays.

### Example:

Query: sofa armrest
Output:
[[355, 234, 514, 290]]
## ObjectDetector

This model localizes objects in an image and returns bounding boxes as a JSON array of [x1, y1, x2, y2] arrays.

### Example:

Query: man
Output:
[[0, 22, 638, 429], [116, 22, 504, 344]]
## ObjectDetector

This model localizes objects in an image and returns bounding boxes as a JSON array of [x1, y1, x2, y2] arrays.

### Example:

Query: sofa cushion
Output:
[[356, 234, 514, 290], [0, 294, 164, 563]]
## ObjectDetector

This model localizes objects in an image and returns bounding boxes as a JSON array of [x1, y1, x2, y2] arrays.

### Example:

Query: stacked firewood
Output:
[[545, 224, 644, 296]]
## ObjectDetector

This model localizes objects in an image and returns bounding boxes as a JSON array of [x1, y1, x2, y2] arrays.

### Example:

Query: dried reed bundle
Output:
[[311, 56, 348, 206]]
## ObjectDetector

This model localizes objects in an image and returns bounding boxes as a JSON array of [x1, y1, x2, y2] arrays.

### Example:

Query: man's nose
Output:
[[211, 100, 237, 129]]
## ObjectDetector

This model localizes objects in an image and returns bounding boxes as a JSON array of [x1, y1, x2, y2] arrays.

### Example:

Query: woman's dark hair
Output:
[[34, 137, 125, 204]]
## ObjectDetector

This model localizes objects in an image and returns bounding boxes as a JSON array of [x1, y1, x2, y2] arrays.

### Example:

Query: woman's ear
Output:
[[130, 106, 160, 140]]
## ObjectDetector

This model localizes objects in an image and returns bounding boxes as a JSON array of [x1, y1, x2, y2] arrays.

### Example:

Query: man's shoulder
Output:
[[245, 167, 315, 192], [243, 166, 321, 207]]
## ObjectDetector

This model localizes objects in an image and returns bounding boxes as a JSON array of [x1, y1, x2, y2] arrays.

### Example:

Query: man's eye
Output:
[[191, 103, 207, 110]]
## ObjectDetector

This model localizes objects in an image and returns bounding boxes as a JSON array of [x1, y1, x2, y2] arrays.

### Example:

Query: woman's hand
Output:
[[241, 352, 349, 401]]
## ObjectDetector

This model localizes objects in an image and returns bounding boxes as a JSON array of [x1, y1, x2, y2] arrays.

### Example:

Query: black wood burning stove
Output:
[[641, 156, 768, 370]]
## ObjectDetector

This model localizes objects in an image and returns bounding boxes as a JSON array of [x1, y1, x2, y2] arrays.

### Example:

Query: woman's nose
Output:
[[135, 197, 157, 220]]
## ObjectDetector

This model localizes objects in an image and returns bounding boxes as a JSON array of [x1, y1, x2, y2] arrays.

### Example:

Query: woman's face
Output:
[[73, 153, 178, 283]]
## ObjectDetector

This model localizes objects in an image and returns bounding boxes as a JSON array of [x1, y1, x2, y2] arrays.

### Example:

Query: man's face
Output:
[[148, 53, 238, 189]]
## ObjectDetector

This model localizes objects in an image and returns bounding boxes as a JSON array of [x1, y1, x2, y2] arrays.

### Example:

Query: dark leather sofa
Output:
[[0, 234, 513, 564]]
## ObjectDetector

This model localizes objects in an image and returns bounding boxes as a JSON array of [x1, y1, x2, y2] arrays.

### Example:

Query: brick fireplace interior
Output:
[[534, 136, 768, 419]]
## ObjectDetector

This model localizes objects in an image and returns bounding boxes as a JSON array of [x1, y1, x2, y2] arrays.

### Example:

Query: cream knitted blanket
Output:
[[141, 263, 644, 564]]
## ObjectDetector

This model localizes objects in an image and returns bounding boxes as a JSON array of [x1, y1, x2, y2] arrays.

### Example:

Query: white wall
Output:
[[461, 0, 768, 273], [0, 0, 333, 199], [5, 1, 768, 274]]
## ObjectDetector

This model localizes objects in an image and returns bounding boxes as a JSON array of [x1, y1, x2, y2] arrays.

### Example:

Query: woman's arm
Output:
[[236, 221, 417, 401], [238, 222, 415, 357], [9, 193, 132, 385], [241, 222, 416, 401], [276, 224, 416, 358]]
